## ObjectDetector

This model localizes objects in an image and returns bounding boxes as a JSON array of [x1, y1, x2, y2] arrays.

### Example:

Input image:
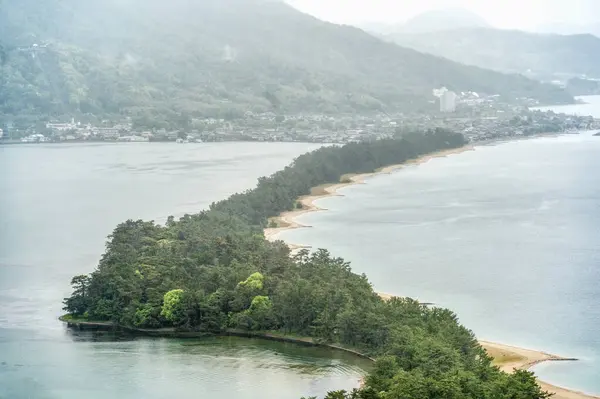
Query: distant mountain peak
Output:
[[388, 26, 600, 79], [401, 8, 490, 34], [536, 21, 600, 38]]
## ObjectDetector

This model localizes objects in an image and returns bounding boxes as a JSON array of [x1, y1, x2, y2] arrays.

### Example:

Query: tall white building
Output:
[[433, 87, 448, 98], [440, 91, 457, 113]]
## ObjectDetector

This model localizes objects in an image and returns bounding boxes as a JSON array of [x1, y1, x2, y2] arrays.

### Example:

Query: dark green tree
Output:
[[63, 275, 90, 316]]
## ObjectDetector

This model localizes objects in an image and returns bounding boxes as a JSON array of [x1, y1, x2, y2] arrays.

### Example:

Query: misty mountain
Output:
[[360, 8, 489, 36], [566, 77, 600, 95], [536, 21, 600, 37], [390, 28, 600, 79], [0, 0, 571, 126], [400, 8, 489, 34]]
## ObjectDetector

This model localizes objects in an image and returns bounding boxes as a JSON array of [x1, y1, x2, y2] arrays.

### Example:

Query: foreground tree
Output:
[[63, 275, 90, 316]]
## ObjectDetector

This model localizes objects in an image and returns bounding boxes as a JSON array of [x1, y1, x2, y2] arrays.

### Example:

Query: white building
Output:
[[93, 128, 120, 139], [433, 87, 448, 98], [46, 118, 78, 131], [21, 134, 50, 143], [440, 91, 457, 113]]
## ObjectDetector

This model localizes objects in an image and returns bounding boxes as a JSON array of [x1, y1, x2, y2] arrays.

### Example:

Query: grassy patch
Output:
[[59, 314, 108, 324], [340, 174, 355, 183], [309, 184, 331, 196], [59, 314, 88, 322], [267, 217, 290, 228], [485, 347, 527, 366]]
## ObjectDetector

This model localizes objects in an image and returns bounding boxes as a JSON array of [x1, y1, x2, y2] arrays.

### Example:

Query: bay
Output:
[[280, 99, 600, 395], [0, 142, 369, 399]]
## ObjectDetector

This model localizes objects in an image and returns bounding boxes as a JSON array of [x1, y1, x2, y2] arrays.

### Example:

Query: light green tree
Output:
[[247, 295, 274, 330], [160, 289, 184, 322], [231, 272, 266, 313], [237, 272, 264, 291]]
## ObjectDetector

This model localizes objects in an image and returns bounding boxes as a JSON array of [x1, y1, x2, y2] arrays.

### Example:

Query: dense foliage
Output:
[[0, 0, 571, 127], [64, 130, 550, 398]]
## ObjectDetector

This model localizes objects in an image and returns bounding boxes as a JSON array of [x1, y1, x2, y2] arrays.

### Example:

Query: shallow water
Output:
[[0, 142, 370, 399], [280, 128, 600, 395]]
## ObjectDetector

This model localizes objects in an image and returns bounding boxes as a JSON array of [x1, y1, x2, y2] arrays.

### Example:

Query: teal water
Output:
[[0, 142, 370, 399], [280, 113, 600, 394]]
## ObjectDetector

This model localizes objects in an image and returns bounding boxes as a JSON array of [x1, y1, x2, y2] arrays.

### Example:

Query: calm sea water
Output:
[[280, 99, 600, 395], [0, 142, 371, 399]]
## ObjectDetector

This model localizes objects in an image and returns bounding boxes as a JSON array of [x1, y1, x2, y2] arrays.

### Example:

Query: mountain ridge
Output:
[[358, 8, 489, 35], [0, 0, 572, 126], [400, 8, 490, 33], [388, 27, 600, 79]]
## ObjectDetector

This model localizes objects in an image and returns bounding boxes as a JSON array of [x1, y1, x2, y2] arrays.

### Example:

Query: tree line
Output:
[[63, 129, 550, 399]]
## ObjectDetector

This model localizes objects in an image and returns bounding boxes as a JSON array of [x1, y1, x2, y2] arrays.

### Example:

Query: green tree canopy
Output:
[[63, 132, 550, 398], [160, 289, 185, 323]]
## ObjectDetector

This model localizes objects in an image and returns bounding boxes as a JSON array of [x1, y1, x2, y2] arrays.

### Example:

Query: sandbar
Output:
[[264, 145, 474, 244], [263, 145, 599, 399]]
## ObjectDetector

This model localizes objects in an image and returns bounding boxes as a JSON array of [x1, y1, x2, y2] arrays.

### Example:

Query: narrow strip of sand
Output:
[[480, 341, 596, 399], [263, 145, 599, 399], [264, 145, 475, 243]]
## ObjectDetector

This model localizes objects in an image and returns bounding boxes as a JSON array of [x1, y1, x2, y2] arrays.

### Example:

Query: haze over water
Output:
[[281, 98, 600, 395], [0, 142, 371, 399]]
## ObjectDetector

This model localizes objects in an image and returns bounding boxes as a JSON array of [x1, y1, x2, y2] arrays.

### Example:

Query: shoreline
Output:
[[263, 144, 599, 399], [264, 145, 476, 245], [60, 318, 376, 361], [60, 318, 596, 399], [481, 341, 596, 399]]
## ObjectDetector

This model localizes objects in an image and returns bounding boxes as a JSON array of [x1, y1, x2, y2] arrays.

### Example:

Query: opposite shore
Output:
[[263, 143, 599, 399]]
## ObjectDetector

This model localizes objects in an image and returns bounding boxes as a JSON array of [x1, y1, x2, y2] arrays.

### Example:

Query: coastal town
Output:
[[2, 90, 600, 145]]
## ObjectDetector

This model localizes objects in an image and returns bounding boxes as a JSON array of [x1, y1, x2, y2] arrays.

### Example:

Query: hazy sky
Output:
[[286, 0, 600, 30]]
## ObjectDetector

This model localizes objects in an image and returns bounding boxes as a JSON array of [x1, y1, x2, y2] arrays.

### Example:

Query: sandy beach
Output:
[[264, 145, 475, 244], [481, 341, 597, 399], [263, 144, 599, 399]]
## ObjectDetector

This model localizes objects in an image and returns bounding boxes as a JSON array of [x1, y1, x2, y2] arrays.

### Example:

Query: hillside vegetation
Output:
[[0, 0, 571, 127], [390, 27, 600, 79], [63, 130, 550, 398]]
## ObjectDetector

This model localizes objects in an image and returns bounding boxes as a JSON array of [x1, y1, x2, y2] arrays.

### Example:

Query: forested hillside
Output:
[[63, 130, 550, 398], [0, 0, 571, 127], [390, 28, 600, 79]]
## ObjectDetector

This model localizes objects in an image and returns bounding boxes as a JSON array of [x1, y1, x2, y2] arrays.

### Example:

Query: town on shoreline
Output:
[[2, 104, 599, 146]]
